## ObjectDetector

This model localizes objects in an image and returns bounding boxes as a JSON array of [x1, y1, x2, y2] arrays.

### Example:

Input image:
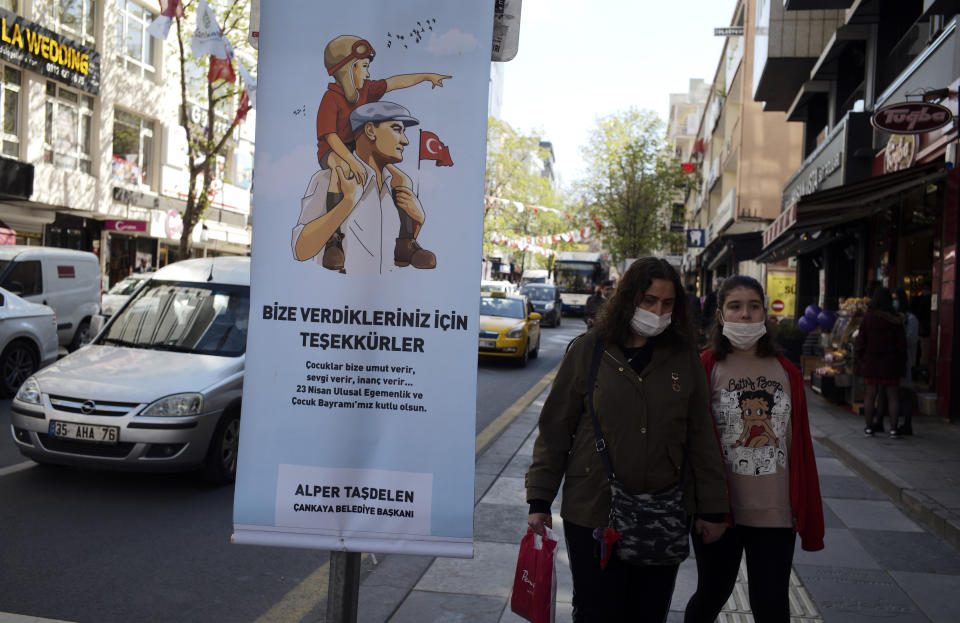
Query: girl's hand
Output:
[[695, 518, 727, 544], [527, 512, 552, 536]]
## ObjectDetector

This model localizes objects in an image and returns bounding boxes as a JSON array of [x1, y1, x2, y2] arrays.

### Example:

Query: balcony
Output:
[[784, 0, 854, 9]]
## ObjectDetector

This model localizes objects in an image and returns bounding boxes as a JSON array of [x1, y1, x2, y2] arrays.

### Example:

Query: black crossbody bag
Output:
[[586, 338, 690, 566]]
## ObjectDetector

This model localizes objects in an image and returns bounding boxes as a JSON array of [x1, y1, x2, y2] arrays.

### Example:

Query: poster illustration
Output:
[[233, 0, 494, 558]]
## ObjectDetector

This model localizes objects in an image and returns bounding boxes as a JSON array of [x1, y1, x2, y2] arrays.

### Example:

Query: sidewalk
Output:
[[366, 385, 960, 623]]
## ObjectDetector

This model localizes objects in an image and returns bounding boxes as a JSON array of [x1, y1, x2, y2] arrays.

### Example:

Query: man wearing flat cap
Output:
[[293, 101, 436, 275]]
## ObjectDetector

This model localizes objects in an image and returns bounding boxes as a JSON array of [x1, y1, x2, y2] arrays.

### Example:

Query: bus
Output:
[[554, 252, 610, 315]]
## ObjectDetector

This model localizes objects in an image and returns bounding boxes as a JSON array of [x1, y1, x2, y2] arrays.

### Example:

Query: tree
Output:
[[171, 0, 251, 258], [484, 119, 583, 272], [579, 109, 691, 265]]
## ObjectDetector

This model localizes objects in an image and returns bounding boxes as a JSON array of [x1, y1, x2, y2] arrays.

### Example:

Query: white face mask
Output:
[[630, 306, 672, 337], [722, 321, 767, 350]]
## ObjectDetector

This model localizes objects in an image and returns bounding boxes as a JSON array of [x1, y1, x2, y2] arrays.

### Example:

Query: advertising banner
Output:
[[767, 271, 797, 318], [233, 0, 493, 558]]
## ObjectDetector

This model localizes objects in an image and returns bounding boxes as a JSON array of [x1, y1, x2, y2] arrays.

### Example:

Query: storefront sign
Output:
[[105, 220, 147, 233], [766, 272, 796, 317], [762, 202, 797, 248], [883, 134, 918, 173], [687, 229, 705, 248], [871, 102, 953, 135], [714, 26, 743, 36], [234, 0, 494, 558], [0, 8, 100, 94], [164, 209, 183, 239], [113, 186, 159, 210]]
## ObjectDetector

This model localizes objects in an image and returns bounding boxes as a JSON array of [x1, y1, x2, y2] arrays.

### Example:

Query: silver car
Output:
[[10, 257, 248, 484], [0, 286, 59, 396], [100, 271, 153, 317]]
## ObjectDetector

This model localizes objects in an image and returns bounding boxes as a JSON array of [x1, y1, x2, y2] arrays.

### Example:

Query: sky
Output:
[[499, 0, 739, 187]]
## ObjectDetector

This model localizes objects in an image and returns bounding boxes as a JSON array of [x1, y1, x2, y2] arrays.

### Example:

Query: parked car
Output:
[[0, 286, 59, 396], [520, 269, 552, 286], [478, 291, 541, 367], [10, 256, 249, 484], [520, 283, 562, 327], [480, 279, 517, 296], [100, 272, 153, 317], [0, 246, 101, 350]]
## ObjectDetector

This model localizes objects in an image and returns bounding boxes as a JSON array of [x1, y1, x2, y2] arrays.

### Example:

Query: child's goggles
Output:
[[327, 39, 376, 75]]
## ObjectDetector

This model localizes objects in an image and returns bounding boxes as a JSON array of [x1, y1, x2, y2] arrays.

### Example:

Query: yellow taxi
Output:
[[478, 291, 541, 366]]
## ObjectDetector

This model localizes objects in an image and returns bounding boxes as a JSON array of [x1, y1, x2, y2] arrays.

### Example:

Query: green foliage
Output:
[[579, 108, 691, 265], [484, 118, 583, 270]]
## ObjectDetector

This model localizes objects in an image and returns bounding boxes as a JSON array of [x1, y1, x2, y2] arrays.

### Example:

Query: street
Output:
[[0, 321, 585, 623]]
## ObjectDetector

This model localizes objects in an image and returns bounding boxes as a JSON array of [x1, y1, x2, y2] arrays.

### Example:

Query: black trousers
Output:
[[564, 520, 680, 623], [683, 525, 796, 623]]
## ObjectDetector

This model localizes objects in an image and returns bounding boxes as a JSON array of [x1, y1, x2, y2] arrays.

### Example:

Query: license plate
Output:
[[49, 420, 119, 444], [479, 339, 496, 348]]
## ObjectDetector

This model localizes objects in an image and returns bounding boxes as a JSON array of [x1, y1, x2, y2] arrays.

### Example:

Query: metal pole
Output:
[[326, 551, 361, 622]]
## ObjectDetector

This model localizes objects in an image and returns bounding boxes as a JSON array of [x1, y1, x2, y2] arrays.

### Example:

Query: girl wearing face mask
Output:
[[526, 258, 729, 622], [685, 275, 824, 623]]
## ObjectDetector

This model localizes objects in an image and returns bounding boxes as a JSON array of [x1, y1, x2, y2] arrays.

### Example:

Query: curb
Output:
[[815, 433, 960, 551]]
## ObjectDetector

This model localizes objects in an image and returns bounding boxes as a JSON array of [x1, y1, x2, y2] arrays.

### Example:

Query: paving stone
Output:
[[474, 503, 530, 544], [890, 570, 960, 623], [474, 472, 498, 504], [497, 600, 572, 622], [822, 501, 845, 529], [818, 474, 888, 500], [811, 440, 832, 458], [415, 541, 521, 598], [922, 488, 960, 511], [814, 456, 854, 477], [793, 565, 929, 622], [826, 499, 924, 532], [388, 590, 505, 623], [480, 476, 526, 507], [501, 452, 532, 479], [792, 528, 880, 569], [668, 558, 699, 612], [853, 530, 960, 574]]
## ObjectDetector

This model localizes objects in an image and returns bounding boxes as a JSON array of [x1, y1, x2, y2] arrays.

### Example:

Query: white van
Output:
[[0, 246, 101, 349], [520, 269, 551, 286]]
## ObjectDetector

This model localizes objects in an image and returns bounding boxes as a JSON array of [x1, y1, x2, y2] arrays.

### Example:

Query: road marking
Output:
[[475, 363, 559, 455], [255, 364, 560, 622], [0, 461, 35, 477]]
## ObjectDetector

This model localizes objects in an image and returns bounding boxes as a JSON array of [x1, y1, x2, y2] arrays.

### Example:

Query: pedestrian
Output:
[[526, 258, 729, 622], [701, 284, 719, 338], [855, 287, 906, 437], [583, 278, 614, 327], [685, 274, 824, 623], [892, 287, 919, 436]]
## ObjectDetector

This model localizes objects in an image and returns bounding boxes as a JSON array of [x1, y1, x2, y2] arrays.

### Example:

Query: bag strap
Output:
[[586, 338, 617, 482]]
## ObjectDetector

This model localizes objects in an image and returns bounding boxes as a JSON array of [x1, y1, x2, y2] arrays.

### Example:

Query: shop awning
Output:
[[703, 232, 765, 271], [758, 162, 947, 262]]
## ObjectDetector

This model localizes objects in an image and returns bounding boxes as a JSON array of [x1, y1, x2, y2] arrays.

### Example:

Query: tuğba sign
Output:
[[871, 102, 953, 134]]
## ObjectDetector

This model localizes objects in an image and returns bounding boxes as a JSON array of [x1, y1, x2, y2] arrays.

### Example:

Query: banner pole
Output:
[[326, 551, 362, 622]]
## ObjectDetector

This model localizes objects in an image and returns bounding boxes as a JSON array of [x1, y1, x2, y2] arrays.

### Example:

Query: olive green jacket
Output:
[[526, 331, 730, 528]]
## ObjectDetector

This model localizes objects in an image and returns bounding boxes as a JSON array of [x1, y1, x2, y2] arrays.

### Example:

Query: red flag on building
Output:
[[419, 131, 453, 167], [681, 162, 696, 173], [234, 90, 251, 124]]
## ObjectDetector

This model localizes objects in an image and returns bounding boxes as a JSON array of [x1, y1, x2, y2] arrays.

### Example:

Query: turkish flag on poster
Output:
[[419, 130, 453, 167]]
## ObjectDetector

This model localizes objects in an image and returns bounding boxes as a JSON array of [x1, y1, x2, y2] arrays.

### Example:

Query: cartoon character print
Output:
[[713, 377, 790, 476]]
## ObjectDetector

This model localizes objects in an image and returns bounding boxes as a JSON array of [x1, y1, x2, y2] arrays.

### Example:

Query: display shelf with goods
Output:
[[811, 297, 869, 404]]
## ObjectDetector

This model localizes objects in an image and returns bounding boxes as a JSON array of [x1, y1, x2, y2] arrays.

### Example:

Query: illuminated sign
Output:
[[0, 8, 100, 94], [871, 102, 953, 134]]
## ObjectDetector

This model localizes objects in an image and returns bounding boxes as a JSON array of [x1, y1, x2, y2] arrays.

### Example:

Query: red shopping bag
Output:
[[510, 526, 558, 623]]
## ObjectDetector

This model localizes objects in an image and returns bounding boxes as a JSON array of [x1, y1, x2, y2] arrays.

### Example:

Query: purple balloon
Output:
[[804, 305, 821, 323], [817, 310, 837, 331], [797, 316, 815, 333]]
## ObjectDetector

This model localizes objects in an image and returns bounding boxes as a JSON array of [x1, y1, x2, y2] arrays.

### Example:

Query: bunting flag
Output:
[[192, 0, 225, 58], [234, 89, 251, 123], [237, 60, 258, 108], [419, 131, 453, 167], [681, 162, 696, 173], [146, 0, 184, 40], [486, 219, 602, 252], [484, 195, 571, 218], [208, 38, 236, 82]]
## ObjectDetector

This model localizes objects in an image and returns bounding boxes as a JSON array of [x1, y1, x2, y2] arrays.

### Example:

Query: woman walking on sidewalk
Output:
[[526, 258, 730, 623], [855, 287, 907, 437], [685, 275, 824, 623]]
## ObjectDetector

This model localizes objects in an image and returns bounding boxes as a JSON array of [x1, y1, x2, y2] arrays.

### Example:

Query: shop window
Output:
[[117, 0, 156, 78], [46, 0, 96, 46], [112, 109, 155, 187], [44, 81, 93, 174], [0, 1, 17, 13], [1, 65, 21, 158], [1, 259, 42, 296]]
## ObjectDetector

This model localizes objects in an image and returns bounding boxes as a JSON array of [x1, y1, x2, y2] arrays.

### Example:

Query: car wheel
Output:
[[203, 411, 240, 485], [68, 318, 91, 352], [517, 341, 529, 367], [0, 340, 38, 397], [530, 333, 540, 359]]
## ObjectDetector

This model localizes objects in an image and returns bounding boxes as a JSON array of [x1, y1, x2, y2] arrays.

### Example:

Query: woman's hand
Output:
[[527, 512, 552, 535], [695, 518, 727, 544]]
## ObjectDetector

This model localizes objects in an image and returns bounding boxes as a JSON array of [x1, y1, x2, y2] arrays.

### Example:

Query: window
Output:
[[117, 0, 155, 77], [0, 65, 21, 158], [112, 109, 155, 187], [44, 82, 94, 173], [0, 1, 18, 13], [47, 0, 96, 45], [0, 260, 42, 296]]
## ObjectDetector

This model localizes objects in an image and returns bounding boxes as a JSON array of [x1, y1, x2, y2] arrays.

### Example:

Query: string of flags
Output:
[[487, 219, 603, 256], [484, 195, 573, 219]]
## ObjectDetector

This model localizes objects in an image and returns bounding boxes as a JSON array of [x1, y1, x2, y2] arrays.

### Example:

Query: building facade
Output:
[[754, 0, 960, 421], [0, 0, 253, 290]]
